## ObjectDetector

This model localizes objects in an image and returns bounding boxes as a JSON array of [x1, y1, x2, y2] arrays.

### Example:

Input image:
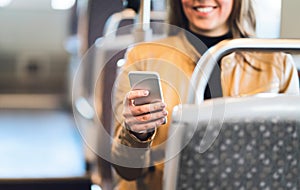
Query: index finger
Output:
[[126, 90, 149, 100]]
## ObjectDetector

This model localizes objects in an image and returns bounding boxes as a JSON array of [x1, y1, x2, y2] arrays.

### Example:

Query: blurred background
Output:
[[0, 0, 299, 190]]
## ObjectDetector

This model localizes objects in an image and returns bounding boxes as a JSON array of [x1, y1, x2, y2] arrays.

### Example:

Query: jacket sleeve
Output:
[[280, 53, 300, 94], [110, 45, 156, 180], [111, 125, 156, 180]]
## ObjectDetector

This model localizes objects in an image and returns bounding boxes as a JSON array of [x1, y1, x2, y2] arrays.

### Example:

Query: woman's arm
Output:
[[111, 125, 154, 180], [110, 45, 167, 180]]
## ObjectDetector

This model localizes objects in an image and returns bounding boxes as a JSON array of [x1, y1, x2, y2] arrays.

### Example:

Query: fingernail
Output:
[[144, 91, 149, 96]]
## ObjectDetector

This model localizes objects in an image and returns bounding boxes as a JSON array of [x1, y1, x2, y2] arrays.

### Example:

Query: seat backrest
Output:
[[163, 95, 300, 190], [103, 8, 166, 37]]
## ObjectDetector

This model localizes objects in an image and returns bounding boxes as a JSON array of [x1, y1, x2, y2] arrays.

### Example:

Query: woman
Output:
[[111, 0, 299, 190]]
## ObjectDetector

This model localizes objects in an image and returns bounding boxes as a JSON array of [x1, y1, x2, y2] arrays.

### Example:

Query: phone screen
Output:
[[128, 71, 164, 106]]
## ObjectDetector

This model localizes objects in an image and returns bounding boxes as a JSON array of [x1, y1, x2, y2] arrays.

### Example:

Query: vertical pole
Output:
[[133, 0, 152, 42], [139, 0, 151, 30]]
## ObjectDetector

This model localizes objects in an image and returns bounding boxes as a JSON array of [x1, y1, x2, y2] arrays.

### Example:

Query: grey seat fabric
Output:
[[163, 95, 300, 190], [177, 119, 300, 190]]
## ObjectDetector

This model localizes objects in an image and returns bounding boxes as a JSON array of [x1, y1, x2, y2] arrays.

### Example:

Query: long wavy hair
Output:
[[167, 0, 256, 38]]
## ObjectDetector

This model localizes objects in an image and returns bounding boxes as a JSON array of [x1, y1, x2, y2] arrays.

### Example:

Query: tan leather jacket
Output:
[[111, 34, 299, 190], [221, 51, 299, 96]]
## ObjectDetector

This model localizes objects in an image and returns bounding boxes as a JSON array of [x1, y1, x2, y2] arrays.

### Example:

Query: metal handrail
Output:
[[188, 38, 300, 104]]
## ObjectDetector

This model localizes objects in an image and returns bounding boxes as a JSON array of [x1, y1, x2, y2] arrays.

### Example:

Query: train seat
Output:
[[164, 94, 300, 190]]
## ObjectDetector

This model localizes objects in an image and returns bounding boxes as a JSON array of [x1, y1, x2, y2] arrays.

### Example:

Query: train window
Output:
[[281, 0, 300, 39], [152, 0, 165, 11], [254, 0, 282, 38], [0, 0, 73, 95]]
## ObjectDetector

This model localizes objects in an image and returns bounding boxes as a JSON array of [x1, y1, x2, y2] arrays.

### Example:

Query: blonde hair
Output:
[[167, 0, 256, 38]]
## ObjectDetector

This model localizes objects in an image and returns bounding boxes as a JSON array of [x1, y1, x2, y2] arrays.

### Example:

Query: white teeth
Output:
[[196, 7, 213, 13]]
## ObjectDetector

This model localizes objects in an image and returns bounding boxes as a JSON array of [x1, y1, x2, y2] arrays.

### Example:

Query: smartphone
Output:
[[128, 71, 164, 106]]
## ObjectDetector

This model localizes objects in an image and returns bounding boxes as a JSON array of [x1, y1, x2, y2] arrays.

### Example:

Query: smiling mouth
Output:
[[193, 6, 216, 13]]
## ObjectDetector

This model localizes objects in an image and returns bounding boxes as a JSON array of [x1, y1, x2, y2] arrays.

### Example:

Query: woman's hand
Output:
[[123, 89, 168, 135]]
